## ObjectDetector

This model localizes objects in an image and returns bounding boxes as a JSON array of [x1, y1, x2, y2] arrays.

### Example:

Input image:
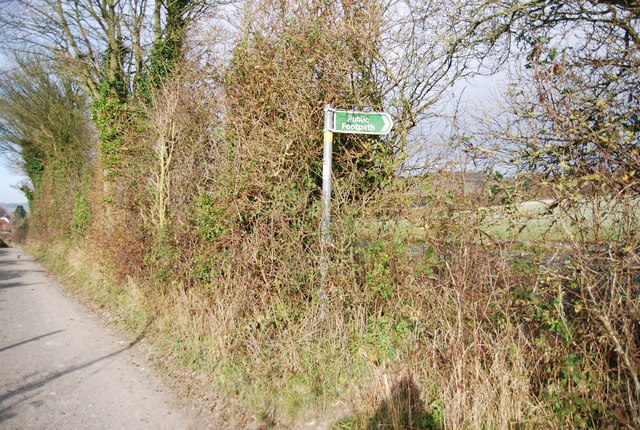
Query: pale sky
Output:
[[0, 159, 27, 204], [0, 51, 26, 204]]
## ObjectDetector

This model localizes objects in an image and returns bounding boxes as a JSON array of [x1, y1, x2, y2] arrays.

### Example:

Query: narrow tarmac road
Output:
[[0, 247, 206, 429]]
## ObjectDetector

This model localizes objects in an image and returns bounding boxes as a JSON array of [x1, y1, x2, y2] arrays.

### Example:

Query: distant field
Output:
[[361, 196, 640, 244], [478, 196, 640, 241]]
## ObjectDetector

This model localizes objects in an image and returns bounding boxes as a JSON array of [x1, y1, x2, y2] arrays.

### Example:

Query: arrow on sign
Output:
[[332, 110, 394, 135]]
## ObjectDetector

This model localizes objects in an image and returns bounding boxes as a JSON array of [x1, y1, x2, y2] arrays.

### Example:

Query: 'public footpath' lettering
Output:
[[341, 115, 376, 132], [332, 110, 394, 135]]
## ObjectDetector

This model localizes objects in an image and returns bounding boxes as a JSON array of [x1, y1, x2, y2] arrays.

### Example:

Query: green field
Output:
[[479, 196, 640, 242], [361, 196, 640, 245]]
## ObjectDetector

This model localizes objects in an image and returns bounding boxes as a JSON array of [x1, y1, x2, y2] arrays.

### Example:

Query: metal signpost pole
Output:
[[319, 105, 393, 313], [319, 104, 333, 306], [321, 104, 334, 246]]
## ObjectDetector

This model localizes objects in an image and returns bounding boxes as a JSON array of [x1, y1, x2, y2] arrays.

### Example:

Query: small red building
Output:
[[0, 217, 12, 233]]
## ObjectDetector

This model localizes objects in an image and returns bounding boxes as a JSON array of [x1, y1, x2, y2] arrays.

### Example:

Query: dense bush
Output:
[[1, 0, 638, 428]]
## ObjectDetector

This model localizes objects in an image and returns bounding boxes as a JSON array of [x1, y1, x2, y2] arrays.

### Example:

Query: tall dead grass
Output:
[[19, 2, 640, 428]]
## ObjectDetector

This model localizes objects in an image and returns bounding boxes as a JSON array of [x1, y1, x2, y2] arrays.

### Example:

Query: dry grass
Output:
[[16, 2, 640, 428], [25, 170, 640, 430]]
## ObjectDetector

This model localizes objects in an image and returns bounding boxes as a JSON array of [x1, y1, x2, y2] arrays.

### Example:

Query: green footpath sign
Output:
[[332, 110, 394, 135]]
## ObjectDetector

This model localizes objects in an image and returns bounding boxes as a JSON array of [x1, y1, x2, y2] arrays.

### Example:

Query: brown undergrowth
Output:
[[27, 180, 640, 429], [15, 1, 640, 427]]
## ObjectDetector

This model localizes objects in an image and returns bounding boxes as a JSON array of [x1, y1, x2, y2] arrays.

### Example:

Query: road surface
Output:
[[0, 247, 207, 429]]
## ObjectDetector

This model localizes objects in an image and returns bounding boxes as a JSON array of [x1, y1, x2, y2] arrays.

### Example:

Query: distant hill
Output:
[[0, 203, 29, 213]]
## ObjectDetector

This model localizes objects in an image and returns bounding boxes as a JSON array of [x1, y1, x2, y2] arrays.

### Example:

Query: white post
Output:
[[319, 104, 333, 308], [321, 104, 333, 245]]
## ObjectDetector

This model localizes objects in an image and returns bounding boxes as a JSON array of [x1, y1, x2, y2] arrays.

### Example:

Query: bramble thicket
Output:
[[0, 1, 639, 428]]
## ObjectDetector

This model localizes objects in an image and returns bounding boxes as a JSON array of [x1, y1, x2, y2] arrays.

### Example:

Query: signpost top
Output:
[[331, 109, 394, 135], [319, 105, 393, 298]]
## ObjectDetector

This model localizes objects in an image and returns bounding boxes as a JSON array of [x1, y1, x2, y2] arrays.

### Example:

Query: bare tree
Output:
[[0, 0, 221, 97]]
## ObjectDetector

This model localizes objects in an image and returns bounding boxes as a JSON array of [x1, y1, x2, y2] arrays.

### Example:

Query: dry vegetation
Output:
[[1, 0, 639, 428]]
